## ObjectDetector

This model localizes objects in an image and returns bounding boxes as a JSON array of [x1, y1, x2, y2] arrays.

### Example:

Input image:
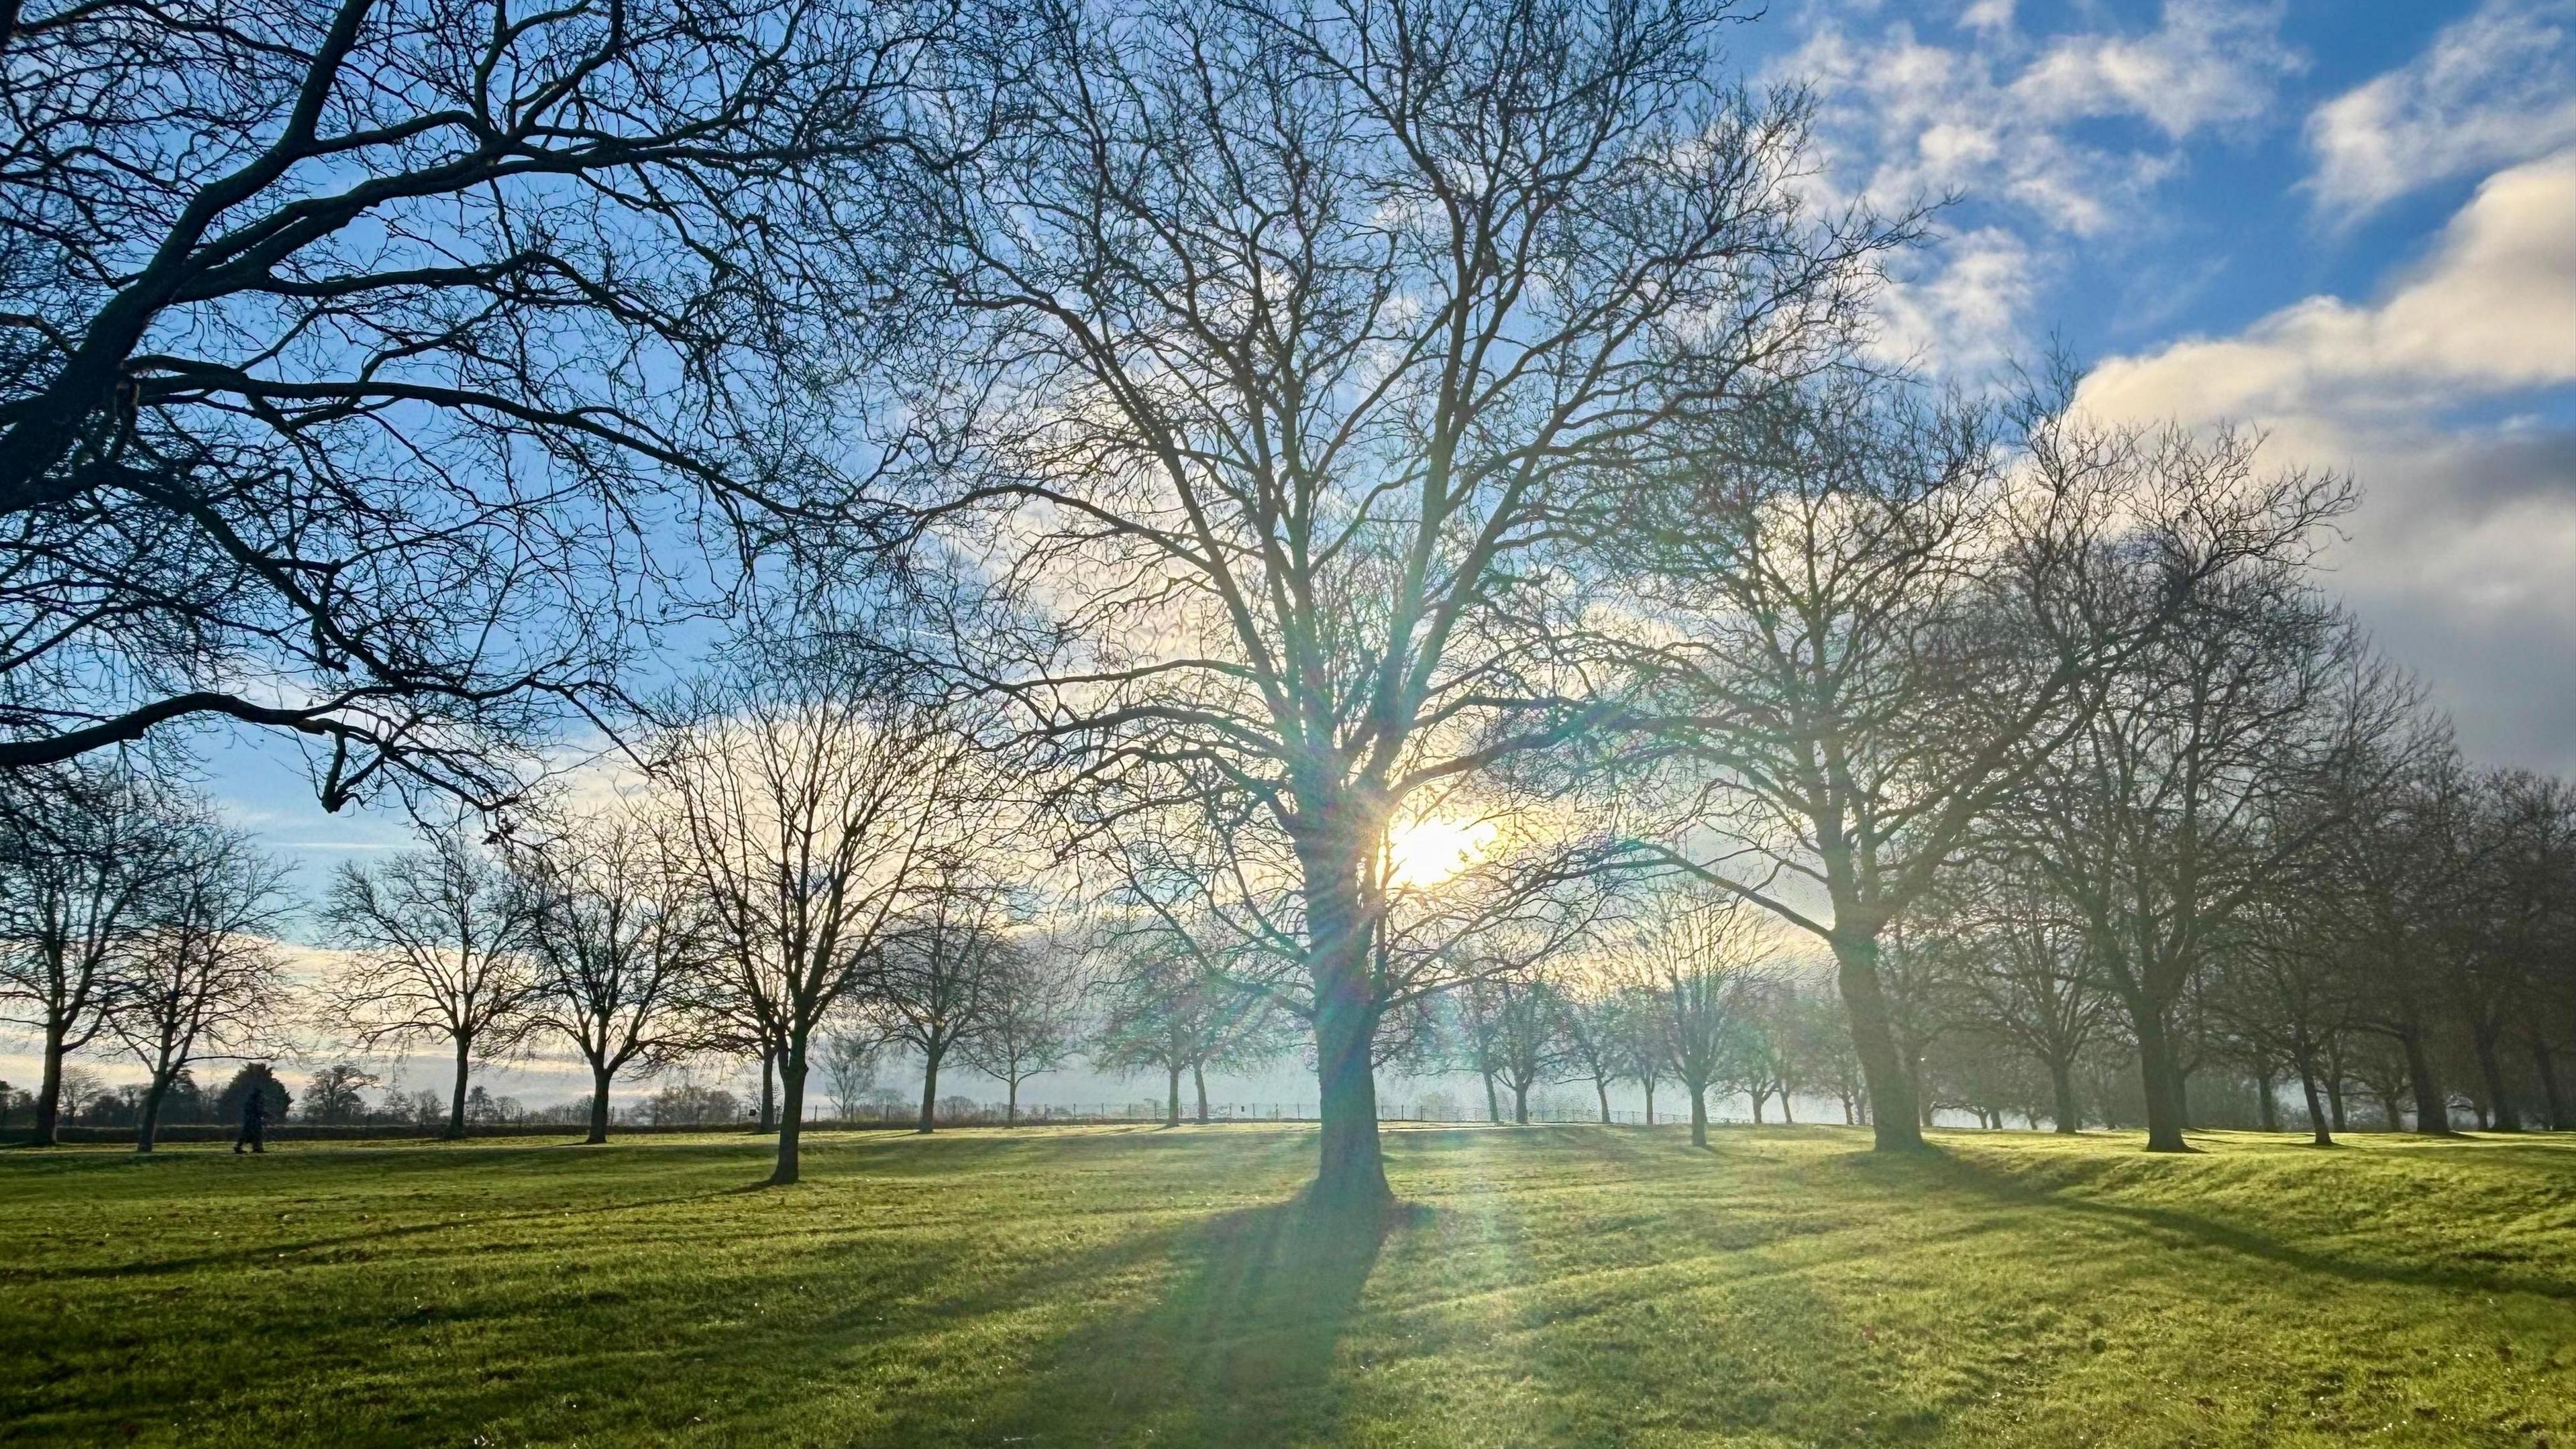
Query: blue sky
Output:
[[1735, 0, 2576, 783], [205, 0, 2576, 877], [32, 0, 2573, 1113]]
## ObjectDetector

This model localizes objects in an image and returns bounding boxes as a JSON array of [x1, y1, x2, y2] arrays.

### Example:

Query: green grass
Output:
[[2, 1126, 2571, 1448]]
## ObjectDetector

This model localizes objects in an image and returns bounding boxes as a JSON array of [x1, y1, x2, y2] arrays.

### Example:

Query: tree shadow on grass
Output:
[[1925, 1147, 2576, 1303], [971, 1193, 1413, 1446]]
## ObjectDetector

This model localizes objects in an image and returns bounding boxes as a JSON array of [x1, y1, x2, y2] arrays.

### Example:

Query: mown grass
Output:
[[1, 1124, 2570, 1447]]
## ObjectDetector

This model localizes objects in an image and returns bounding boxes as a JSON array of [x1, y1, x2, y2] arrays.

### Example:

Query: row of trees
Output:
[[5, 0, 2569, 1206]]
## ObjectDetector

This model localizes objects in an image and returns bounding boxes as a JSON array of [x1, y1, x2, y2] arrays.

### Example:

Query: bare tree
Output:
[[1915, 865, 2109, 1135], [113, 815, 295, 1151], [864, 864, 1016, 1134], [323, 821, 540, 1138], [1594, 379, 2354, 1150], [955, 926, 1089, 1124], [904, 0, 1904, 1204], [656, 650, 977, 1184], [2016, 586, 2424, 1150], [1090, 924, 1285, 1128], [0, 762, 186, 1142], [1614, 984, 1670, 1126], [818, 1032, 889, 1122], [1623, 892, 1771, 1148], [0, 0, 951, 802], [511, 812, 703, 1144], [1556, 980, 1631, 1125], [1485, 976, 1567, 1126]]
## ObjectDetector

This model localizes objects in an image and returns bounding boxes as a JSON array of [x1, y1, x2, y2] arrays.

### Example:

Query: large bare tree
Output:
[[511, 811, 704, 1144], [655, 650, 979, 1183], [2012, 591, 2424, 1151], [113, 815, 296, 1152], [904, 0, 1901, 1201], [324, 821, 542, 1138], [0, 763, 186, 1143], [0, 0, 946, 802]]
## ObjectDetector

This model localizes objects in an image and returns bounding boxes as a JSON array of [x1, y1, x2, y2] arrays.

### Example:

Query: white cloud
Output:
[[2077, 150, 2576, 772], [2082, 151, 2576, 420], [2011, 0, 2297, 139], [1782, 1, 2300, 376], [2306, 0, 2576, 221], [1870, 226, 2038, 375]]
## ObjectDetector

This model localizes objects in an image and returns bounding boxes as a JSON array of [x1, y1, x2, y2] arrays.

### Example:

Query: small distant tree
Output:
[[0, 763, 186, 1143], [1487, 978, 1568, 1127], [819, 1034, 888, 1122], [865, 866, 1017, 1134], [215, 1064, 290, 1132], [113, 816, 294, 1151], [1091, 931, 1279, 1128], [1556, 983, 1631, 1124], [1631, 894, 1772, 1147], [301, 1065, 380, 1125], [955, 931, 1088, 1125], [512, 813, 702, 1144], [323, 821, 541, 1139], [1614, 985, 1670, 1126]]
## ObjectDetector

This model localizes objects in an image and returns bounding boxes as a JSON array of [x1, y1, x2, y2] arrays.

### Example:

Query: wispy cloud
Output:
[[1779, 0, 2301, 377], [2305, 0, 2576, 222]]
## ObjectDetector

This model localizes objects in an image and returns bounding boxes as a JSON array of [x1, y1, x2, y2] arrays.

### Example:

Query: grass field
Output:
[[2, 1125, 2571, 1448]]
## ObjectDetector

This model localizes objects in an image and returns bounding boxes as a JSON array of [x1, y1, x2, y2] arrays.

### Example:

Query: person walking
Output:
[[234, 1065, 270, 1155]]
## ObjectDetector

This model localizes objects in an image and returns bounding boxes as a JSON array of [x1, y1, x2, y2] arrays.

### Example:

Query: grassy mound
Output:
[[2, 1126, 2569, 1446]]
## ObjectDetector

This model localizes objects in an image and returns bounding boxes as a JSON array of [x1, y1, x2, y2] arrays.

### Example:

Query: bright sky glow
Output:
[[1384, 816, 1498, 890]]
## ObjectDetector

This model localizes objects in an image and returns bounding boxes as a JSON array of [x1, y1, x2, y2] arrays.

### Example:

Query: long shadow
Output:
[[969, 1193, 1409, 1446], [1928, 1148, 2576, 1303], [0, 1179, 771, 1284]]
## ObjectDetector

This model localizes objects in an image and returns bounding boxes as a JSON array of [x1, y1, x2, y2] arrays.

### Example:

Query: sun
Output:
[[1383, 814, 1497, 890]]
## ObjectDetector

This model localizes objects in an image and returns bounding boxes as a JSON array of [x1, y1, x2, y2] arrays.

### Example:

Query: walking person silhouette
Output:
[[234, 1065, 272, 1155]]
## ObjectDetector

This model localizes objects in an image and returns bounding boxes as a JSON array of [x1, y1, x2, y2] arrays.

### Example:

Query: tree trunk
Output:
[[32, 1022, 66, 1145], [770, 1046, 808, 1185], [2533, 1038, 2567, 1131], [586, 1061, 613, 1144], [136, 1067, 172, 1154], [2133, 1006, 2189, 1152], [2048, 1059, 2080, 1134], [1164, 1064, 1181, 1127], [2473, 1026, 2519, 1132], [2326, 1075, 2348, 1133], [2292, 1034, 2332, 1146], [1688, 1081, 1709, 1148], [1748, 1087, 1764, 1126], [1482, 1069, 1500, 1122], [759, 1048, 777, 1132], [1643, 1082, 1655, 1126], [1193, 1060, 1208, 1124], [1595, 1079, 1611, 1124], [447, 1037, 472, 1140], [1303, 845, 1388, 1207], [1779, 1090, 1794, 1126], [917, 1044, 942, 1134], [2400, 1029, 2450, 1134], [1828, 933, 1921, 1150], [1006, 1077, 1020, 1126], [1512, 1081, 1529, 1126], [2255, 1072, 2279, 1132]]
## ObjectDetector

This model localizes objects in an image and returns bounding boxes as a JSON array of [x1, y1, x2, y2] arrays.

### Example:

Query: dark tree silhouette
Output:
[[0, 0, 949, 804]]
